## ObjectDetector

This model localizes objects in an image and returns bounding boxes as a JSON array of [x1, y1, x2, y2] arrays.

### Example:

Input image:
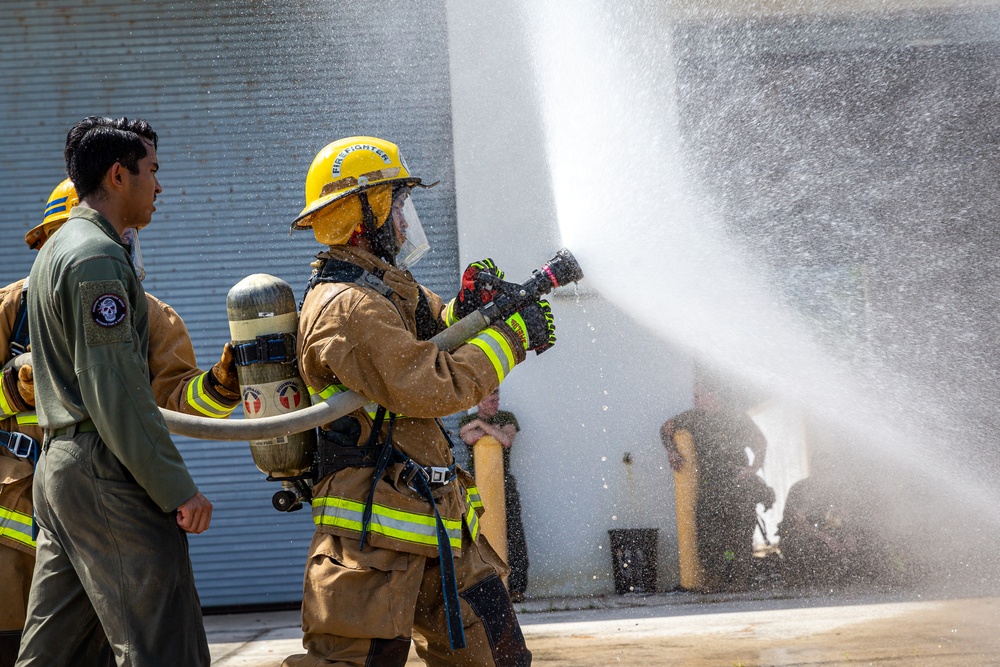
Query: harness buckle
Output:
[[6, 431, 37, 460], [428, 466, 451, 485], [401, 462, 454, 491]]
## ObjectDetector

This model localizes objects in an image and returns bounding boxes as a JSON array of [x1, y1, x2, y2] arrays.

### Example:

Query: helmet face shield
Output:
[[391, 192, 429, 270], [120, 227, 146, 282]]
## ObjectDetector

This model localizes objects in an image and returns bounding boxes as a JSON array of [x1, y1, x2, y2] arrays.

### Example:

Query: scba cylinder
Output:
[[227, 274, 315, 478]]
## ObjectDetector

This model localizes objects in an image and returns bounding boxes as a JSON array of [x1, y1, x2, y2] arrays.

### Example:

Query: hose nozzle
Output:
[[479, 248, 585, 323], [533, 248, 585, 295]]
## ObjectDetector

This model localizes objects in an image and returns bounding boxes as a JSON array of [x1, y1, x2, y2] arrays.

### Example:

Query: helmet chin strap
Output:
[[359, 191, 398, 266]]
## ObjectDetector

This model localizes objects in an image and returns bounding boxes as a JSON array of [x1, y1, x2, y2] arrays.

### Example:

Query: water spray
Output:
[[158, 248, 585, 443]]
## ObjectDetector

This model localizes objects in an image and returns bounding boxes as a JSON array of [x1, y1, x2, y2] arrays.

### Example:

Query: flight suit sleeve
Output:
[[145, 294, 238, 418], [61, 257, 197, 512], [305, 288, 525, 419]]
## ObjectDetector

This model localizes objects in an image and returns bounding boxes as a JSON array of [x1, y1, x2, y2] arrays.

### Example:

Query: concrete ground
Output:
[[206, 588, 1000, 666]]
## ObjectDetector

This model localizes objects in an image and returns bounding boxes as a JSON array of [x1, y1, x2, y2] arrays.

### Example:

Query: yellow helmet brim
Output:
[[291, 176, 424, 230]]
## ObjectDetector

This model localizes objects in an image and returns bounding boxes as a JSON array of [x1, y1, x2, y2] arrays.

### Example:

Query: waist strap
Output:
[[48, 419, 98, 438]]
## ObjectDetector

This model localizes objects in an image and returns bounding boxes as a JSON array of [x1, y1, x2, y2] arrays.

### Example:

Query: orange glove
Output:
[[17, 363, 34, 408], [208, 342, 240, 401], [2, 353, 34, 412]]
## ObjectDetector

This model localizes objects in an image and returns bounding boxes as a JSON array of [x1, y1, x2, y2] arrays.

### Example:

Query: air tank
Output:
[[227, 274, 315, 479]]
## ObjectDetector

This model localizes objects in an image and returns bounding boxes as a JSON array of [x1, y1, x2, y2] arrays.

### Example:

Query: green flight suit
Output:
[[16, 207, 210, 667]]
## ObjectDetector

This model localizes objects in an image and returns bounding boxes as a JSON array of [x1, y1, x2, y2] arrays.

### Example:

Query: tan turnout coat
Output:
[[297, 245, 525, 558]]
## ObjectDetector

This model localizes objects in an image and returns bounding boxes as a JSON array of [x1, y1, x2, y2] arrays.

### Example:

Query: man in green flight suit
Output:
[[16, 116, 213, 666]]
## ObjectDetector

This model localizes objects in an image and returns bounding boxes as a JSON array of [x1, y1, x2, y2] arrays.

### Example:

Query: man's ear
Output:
[[107, 161, 126, 192]]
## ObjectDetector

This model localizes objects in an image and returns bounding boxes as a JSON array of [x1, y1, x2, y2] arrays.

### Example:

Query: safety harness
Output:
[[2, 284, 39, 546], [1, 284, 39, 466], [305, 257, 467, 650]]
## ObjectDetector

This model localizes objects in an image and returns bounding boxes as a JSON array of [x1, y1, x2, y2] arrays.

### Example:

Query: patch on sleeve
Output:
[[81, 280, 132, 346]]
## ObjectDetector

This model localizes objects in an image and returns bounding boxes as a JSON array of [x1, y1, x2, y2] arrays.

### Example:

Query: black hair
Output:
[[65, 116, 158, 200]]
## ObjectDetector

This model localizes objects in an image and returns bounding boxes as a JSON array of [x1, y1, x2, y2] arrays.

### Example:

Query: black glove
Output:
[[447, 258, 504, 323], [505, 300, 556, 354]]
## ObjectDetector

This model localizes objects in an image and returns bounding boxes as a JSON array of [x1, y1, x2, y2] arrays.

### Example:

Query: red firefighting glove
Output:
[[207, 342, 241, 401], [1, 353, 34, 411], [446, 258, 505, 324], [505, 300, 556, 354]]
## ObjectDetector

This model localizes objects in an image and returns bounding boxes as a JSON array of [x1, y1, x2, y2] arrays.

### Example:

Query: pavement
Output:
[[205, 587, 1000, 666]]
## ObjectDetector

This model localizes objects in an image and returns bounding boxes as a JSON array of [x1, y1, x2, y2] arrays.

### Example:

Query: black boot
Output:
[[0, 630, 23, 667]]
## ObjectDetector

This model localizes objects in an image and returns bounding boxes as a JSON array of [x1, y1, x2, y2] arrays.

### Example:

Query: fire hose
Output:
[[158, 249, 584, 441]]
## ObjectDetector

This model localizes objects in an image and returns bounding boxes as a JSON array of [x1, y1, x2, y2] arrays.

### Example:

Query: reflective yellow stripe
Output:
[[0, 504, 35, 550], [312, 495, 463, 549], [0, 372, 17, 418], [15, 411, 38, 426], [185, 372, 236, 418], [465, 485, 483, 510], [463, 486, 481, 540], [465, 505, 480, 541], [444, 299, 459, 326], [309, 383, 348, 404], [468, 328, 515, 382], [309, 384, 382, 420]]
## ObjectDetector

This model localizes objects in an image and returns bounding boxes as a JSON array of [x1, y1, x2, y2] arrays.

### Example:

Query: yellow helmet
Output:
[[290, 136, 428, 245], [27, 178, 79, 250]]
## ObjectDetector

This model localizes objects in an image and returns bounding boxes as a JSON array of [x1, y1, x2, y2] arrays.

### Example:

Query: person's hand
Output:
[[176, 492, 213, 534], [448, 258, 504, 322], [209, 342, 240, 400], [505, 300, 556, 354], [666, 448, 684, 472], [2, 353, 34, 411], [459, 419, 486, 445], [17, 361, 34, 408]]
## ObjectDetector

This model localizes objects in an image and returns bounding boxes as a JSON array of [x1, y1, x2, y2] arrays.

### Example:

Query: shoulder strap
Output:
[[304, 258, 394, 302], [10, 283, 29, 357]]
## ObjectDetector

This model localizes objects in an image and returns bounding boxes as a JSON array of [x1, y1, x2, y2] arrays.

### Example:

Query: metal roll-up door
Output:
[[0, 0, 459, 607]]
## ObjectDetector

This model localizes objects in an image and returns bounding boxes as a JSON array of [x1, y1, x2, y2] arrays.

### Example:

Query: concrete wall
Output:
[[445, 2, 692, 597]]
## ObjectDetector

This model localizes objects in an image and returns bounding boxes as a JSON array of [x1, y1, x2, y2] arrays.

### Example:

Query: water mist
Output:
[[517, 0, 1000, 592]]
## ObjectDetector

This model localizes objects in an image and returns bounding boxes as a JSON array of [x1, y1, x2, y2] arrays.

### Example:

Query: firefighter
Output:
[[282, 136, 553, 667], [10, 122, 239, 666]]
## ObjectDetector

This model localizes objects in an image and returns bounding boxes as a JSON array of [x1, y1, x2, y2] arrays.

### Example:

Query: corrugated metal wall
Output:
[[0, 0, 460, 607]]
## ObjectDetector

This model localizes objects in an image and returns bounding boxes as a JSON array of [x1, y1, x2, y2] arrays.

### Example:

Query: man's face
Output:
[[389, 192, 409, 248], [478, 391, 500, 417], [123, 141, 161, 230]]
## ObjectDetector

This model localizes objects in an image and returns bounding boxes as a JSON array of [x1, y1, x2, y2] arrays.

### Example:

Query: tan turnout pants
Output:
[[283, 530, 531, 667]]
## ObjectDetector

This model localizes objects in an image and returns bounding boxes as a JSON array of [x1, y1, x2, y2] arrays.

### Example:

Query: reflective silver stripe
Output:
[[185, 372, 235, 418], [312, 495, 462, 549], [0, 504, 34, 549], [468, 328, 514, 382]]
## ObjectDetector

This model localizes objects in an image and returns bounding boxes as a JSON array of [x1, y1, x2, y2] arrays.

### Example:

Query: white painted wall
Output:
[[445, 1, 693, 597]]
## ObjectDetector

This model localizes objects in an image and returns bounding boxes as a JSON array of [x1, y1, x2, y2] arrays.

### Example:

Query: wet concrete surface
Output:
[[207, 589, 1000, 666]]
